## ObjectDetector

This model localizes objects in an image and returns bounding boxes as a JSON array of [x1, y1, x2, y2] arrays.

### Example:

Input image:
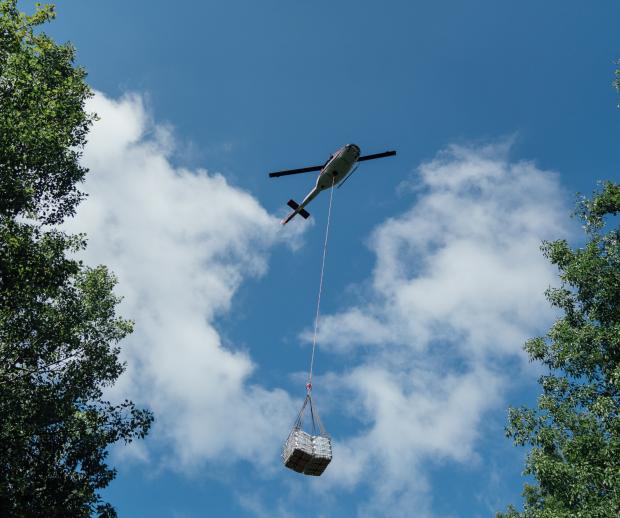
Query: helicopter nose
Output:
[[347, 144, 361, 157]]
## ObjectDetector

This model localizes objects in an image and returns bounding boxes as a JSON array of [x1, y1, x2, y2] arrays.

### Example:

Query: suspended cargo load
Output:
[[282, 389, 332, 476]]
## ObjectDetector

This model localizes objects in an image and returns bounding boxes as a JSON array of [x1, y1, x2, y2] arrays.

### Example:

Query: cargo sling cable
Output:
[[307, 176, 335, 398]]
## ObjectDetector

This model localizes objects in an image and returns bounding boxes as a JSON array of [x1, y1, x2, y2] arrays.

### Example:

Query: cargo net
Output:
[[282, 390, 332, 476]]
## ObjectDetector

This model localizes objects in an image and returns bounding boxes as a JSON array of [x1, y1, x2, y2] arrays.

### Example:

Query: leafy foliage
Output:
[[0, 1, 92, 225], [0, 2, 152, 516], [499, 182, 620, 518]]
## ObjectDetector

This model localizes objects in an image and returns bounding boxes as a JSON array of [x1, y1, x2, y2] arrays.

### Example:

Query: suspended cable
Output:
[[307, 178, 335, 392]]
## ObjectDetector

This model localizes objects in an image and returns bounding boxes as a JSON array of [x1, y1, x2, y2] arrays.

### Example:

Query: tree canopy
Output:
[[0, 1, 91, 225], [0, 2, 152, 516], [499, 181, 620, 518]]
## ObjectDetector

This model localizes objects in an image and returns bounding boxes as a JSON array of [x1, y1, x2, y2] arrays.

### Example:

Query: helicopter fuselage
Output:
[[287, 144, 360, 222], [316, 144, 360, 190], [276, 143, 395, 225]]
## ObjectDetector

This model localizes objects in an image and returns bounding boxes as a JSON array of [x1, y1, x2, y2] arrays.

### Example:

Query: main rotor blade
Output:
[[268, 165, 323, 178], [357, 150, 396, 162]]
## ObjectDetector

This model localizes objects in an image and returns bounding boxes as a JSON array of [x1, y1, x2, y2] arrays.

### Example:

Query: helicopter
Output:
[[269, 144, 396, 225]]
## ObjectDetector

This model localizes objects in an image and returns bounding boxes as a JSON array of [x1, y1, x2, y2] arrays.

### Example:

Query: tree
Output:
[[0, 2, 152, 516], [498, 181, 620, 518]]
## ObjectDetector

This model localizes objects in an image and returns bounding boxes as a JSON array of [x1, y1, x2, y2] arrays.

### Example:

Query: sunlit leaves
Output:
[[499, 183, 620, 517], [0, 0, 93, 225]]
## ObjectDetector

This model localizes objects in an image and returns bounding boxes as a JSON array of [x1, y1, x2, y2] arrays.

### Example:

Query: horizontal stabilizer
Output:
[[287, 199, 310, 219]]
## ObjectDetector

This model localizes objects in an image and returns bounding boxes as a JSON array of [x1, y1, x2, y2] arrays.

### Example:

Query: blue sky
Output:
[[40, 1, 620, 516]]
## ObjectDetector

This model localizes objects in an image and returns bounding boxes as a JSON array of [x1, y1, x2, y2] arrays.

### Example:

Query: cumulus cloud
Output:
[[66, 91, 300, 469], [311, 141, 569, 513]]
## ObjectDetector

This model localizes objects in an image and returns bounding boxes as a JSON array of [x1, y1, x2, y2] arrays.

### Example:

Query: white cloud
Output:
[[310, 141, 569, 514], [67, 91, 302, 469]]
